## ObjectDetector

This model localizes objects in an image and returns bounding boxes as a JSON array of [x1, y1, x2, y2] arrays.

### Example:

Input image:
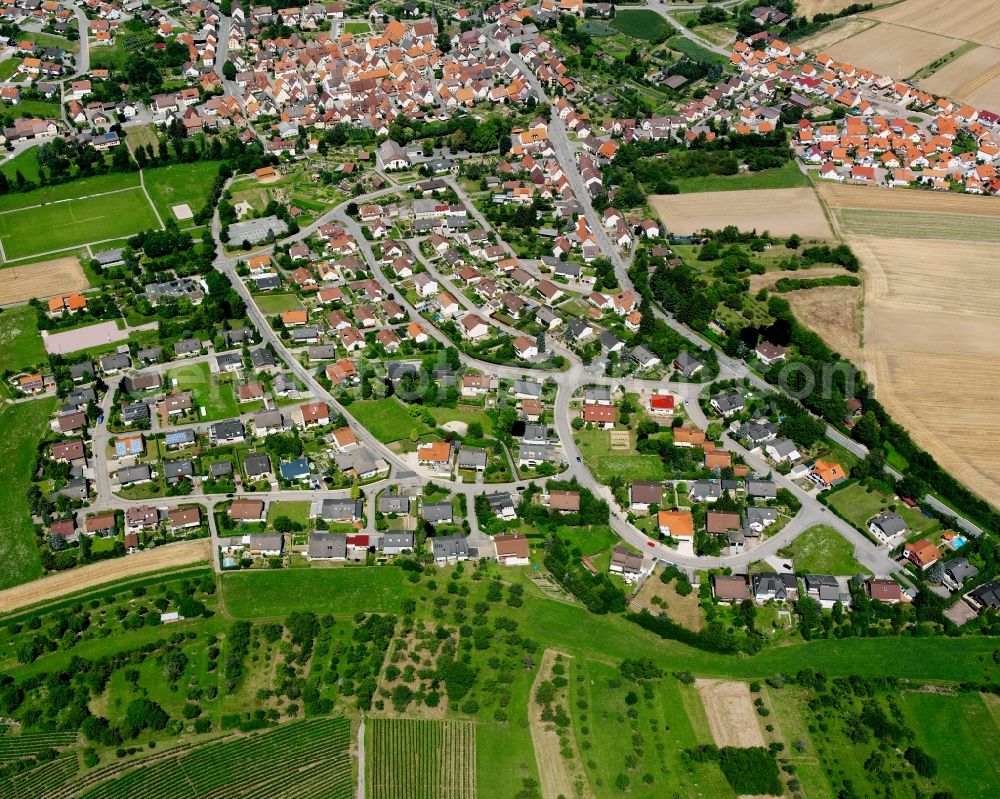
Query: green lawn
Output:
[[610, 9, 672, 42], [0, 58, 21, 81], [787, 525, 871, 575], [575, 428, 665, 482], [667, 34, 729, 65], [901, 691, 1000, 799], [0, 398, 55, 589], [349, 397, 430, 443], [0, 188, 159, 259], [8, 99, 61, 121], [0, 305, 46, 372], [673, 161, 810, 193], [556, 523, 618, 557], [827, 482, 938, 536], [221, 567, 414, 618], [0, 172, 142, 213], [267, 501, 312, 529], [428, 405, 494, 435], [343, 21, 370, 33], [0, 144, 38, 184], [254, 293, 304, 314], [166, 361, 239, 422], [143, 160, 223, 227]]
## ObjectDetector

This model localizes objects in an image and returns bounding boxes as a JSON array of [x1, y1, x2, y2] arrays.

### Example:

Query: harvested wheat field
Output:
[[919, 45, 1000, 110], [796, 0, 880, 19], [529, 650, 592, 799], [695, 679, 765, 748], [824, 23, 961, 77], [0, 540, 211, 614], [817, 182, 1000, 242], [0, 256, 88, 305], [786, 285, 864, 366], [797, 16, 876, 53], [857, 236, 1000, 505], [652, 188, 832, 238], [870, 0, 1000, 49]]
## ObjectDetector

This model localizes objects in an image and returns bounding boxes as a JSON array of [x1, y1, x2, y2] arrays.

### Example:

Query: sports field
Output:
[[0, 189, 159, 261], [651, 188, 833, 238], [143, 161, 222, 228]]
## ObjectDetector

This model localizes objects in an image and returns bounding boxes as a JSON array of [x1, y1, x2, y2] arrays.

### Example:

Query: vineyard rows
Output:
[[369, 717, 476, 799], [4, 718, 353, 799], [0, 730, 79, 763], [3, 754, 79, 799]]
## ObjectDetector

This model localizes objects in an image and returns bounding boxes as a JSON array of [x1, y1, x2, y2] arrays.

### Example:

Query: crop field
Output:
[[0, 539, 210, 613], [0, 398, 55, 591], [0, 255, 89, 304], [918, 44, 1000, 108], [835, 208, 1000, 242], [0, 189, 159, 261], [856, 235, 1000, 505], [369, 717, 476, 799], [651, 188, 833, 238], [784, 284, 863, 364], [610, 10, 671, 42], [221, 567, 413, 617], [869, 0, 1000, 48], [350, 397, 431, 443], [823, 22, 961, 77], [695, 679, 765, 748], [797, 16, 876, 53], [796, 0, 875, 17], [786, 524, 870, 575], [0, 304, 46, 372], [59, 717, 353, 799]]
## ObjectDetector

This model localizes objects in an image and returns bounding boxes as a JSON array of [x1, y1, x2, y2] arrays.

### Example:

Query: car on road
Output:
[[647, 541, 655, 548], [576, 456, 582, 462], [226, 493, 234, 498]]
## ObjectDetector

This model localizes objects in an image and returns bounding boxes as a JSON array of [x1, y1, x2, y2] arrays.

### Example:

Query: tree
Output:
[[222, 60, 237, 80]]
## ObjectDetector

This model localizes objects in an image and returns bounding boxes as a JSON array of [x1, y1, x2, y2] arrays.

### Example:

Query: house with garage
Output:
[[630, 481, 662, 511], [432, 535, 469, 564], [308, 533, 347, 561], [869, 511, 907, 544]]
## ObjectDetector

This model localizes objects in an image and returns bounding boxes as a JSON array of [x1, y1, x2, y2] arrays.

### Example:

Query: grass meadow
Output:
[[0, 397, 55, 589], [0, 304, 46, 372], [349, 397, 431, 443]]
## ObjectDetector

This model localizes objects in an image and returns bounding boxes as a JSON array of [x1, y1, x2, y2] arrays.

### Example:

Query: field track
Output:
[[0, 539, 211, 614]]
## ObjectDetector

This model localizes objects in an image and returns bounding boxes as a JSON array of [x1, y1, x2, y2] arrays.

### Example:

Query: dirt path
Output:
[[0, 540, 211, 614], [528, 649, 593, 799], [695, 679, 765, 748]]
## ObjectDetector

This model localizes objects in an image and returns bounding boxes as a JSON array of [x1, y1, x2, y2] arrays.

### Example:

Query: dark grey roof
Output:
[[380, 532, 414, 551], [320, 498, 363, 520], [421, 501, 454, 523], [250, 347, 276, 368], [871, 512, 907, 536], [244, 452, 272, 476], [309, 532, 346, 559], [432, 535, 469, 559], [164, 459, 193, 480], [379, 495, 411, 514], [211, 419, 245, 439], [117, 464, 151, 484]]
